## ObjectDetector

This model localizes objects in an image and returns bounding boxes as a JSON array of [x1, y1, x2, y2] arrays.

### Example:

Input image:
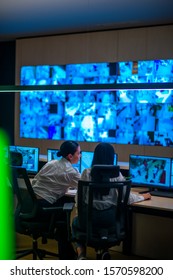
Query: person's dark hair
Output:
[[91, 143, 115, 166], [57, 141, 79, 158]]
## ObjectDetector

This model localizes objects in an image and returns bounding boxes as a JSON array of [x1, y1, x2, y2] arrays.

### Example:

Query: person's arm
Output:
[[128, 192, 151, 204], [117, 171, 151, 204], [60, 167, 81, 189], [141, 192, 151, 200], [69, 171, 81, 188]]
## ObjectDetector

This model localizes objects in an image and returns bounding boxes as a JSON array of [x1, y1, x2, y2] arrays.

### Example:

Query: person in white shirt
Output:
[[72, 142, 151, 259], [32, 143, 81, 204], [32, 140, 81, 259]]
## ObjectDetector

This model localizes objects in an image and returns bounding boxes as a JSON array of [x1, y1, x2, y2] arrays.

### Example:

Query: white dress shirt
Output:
[[32, 157, 81, 204]]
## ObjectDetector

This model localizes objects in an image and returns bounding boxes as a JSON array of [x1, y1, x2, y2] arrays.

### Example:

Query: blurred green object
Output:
[[0, 129, 15, 259]]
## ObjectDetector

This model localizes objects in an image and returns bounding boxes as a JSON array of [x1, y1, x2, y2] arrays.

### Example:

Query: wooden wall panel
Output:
[[146, 25, 173, 59], [87, 30, 118, 62], [117, 28, 147, 61], [15, 25, 173, 161]]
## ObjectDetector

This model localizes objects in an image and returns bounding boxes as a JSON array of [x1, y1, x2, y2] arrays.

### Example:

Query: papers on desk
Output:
[[66, 187, 77, 196]]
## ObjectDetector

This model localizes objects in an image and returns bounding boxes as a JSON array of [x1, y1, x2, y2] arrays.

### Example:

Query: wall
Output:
[[0, 41, 15, 145], [15, 25, 173, 160]]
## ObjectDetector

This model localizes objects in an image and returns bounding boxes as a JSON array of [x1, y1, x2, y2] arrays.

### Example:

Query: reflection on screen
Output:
[[9, 145, 39, 174], [47, 148, 81, 172], [129, 154, 171, 189]]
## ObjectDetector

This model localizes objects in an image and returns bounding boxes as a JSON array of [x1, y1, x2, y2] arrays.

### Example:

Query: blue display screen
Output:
[[9, 145, 39, 174], [81, 151, 118, 174], [20, 60, 173, 146], [129, 154, 171, 189]]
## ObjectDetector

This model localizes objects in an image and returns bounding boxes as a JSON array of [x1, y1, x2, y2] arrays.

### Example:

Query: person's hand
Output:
[[142, 193, 151, 200]]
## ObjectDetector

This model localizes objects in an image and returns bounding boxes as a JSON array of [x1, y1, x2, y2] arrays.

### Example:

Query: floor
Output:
[[15, 233, 146, 260]]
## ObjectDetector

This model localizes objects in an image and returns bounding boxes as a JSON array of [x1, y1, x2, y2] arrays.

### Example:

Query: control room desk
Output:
[[127, 192, 173, 259], [29, 177, 173, 259]]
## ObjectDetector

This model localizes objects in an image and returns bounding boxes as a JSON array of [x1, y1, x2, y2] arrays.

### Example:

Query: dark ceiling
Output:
[[1, 0, 173, 42]]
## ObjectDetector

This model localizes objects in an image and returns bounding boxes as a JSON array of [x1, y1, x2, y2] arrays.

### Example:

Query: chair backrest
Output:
[[11, 166, 39, 231], [77, 165, 131, 247], [90, 164, 120, 182], [90, 164, 120, 196], [11, 165, 69, 247], [10, 151, 23, 166]]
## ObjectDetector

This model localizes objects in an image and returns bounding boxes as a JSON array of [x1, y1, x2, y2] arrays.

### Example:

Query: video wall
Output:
[[20, 60, 173, 146]]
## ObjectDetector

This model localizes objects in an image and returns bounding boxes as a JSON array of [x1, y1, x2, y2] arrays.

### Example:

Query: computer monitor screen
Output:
[[47, 148, 81, 172], [9, 145, 39, 174], [114, 153, 118, 166], [47, 148, 60, 161], [171, 159, 173, 189], [3, 146, 9, 164], [81, 151, 94, 174], [20, 60, 173, 146], [129, 154, 171, 189], [81, 151, 118, 174]]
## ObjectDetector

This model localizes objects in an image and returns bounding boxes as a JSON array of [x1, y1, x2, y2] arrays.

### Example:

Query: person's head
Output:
[[91, 142, 115, 166], [57, 140, 81, 164]]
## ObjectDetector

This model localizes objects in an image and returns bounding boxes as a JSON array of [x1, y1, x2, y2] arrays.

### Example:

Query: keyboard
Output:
[[28, 174, 36, 178], [150, 190, 173, 198]]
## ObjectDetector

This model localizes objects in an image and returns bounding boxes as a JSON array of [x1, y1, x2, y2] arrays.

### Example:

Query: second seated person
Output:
[[32, 140, 81, 259], [72, 142, 151, 260]]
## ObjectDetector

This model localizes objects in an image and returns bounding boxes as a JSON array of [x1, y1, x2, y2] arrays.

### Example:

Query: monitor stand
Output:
[[150, 190, 173, 198], [138, 189, 150, 194]]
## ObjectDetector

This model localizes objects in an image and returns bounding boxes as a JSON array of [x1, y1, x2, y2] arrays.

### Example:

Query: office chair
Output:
[[72, 165, 131, 260], [10, 151, 23, 166], [11, 166, 73, 260]]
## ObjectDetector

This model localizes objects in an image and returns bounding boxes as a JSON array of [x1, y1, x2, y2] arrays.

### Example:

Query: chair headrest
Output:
[[10, 151, 23, 166], [90, 165, 120, 182]]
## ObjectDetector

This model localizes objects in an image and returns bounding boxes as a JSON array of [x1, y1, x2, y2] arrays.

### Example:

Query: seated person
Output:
[[31, 140, 81, 259], [72, 142, 151, 259]]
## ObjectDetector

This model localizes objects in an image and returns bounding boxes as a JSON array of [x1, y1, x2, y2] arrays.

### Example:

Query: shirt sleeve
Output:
[[115, 172, 145, 205], [128, 192, 144, 204], [64, 169, 81, 189], [81, 168, 91, 181], [73, 174, 81, 188]]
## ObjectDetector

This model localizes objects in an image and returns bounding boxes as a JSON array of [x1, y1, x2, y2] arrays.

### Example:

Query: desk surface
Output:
[[67, 189, 173, 209], [132, 190, 173, 211], [29, 176, 173, 211]]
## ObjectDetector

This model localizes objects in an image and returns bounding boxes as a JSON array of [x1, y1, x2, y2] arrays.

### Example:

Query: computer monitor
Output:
[[47, 148, 60, 161], [3, 146, 9, 164], [9, 145, 40, 175], [171, 158, 173, 189], [129, 154, 171, 190], [47, 148, 81, 172], [81, 151, 118, 174]]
